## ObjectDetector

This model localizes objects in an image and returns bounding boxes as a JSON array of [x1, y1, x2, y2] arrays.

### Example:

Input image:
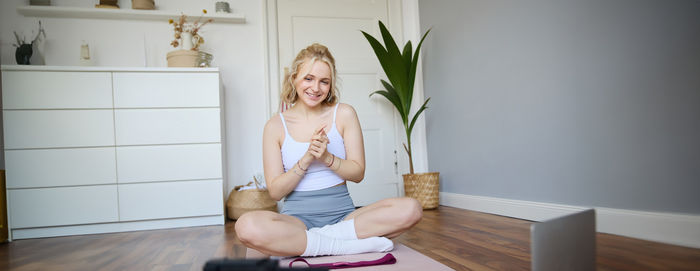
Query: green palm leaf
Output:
[[370, 81, 406, 124], [408, 28, 431, 108], [378, 79, 408, 124], [402, 41, 413, 74], [408, 98, 430, 136], [377, 21, 409, 98], [362, 20, 431, 174]]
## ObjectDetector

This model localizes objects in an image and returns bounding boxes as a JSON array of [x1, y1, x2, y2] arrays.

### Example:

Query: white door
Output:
[[274, 0, 402, 206]]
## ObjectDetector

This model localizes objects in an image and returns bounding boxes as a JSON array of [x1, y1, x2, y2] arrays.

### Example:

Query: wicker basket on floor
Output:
[[403, 172, 440, 209], [226, 178, 277, 220]]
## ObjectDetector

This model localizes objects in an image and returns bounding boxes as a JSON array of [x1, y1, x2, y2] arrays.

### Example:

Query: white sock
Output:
[[302, 230, 393, 257], [308, 219, 358, 240]]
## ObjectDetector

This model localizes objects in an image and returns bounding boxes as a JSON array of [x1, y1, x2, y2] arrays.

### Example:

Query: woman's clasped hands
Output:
[[309, 124, 330, 158], [301, 124, 333, 168]]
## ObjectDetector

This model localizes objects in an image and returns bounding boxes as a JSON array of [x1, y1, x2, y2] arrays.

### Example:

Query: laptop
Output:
[[530, 209, 596, 271]]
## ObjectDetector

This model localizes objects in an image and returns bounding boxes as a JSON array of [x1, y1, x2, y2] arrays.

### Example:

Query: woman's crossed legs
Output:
[[235, 197, 422, 256]]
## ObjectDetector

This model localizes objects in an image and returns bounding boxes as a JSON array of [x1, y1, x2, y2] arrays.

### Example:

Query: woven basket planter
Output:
[[226, 182, 277, 220], [403, 172, 440, 209]]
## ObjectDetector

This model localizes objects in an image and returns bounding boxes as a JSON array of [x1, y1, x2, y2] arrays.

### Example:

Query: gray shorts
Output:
[[281, 184, 356, 229]]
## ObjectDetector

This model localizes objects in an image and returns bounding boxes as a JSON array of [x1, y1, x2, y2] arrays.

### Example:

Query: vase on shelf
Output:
[[15, 44, 33, 65], [167, 31, 203, 67], [132, 0, 155, 10], [180, 32, 199, 51], [197, 51, 213, 67]]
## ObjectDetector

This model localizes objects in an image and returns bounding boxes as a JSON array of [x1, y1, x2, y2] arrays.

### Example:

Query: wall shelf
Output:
[[17, 5, 245, 24]]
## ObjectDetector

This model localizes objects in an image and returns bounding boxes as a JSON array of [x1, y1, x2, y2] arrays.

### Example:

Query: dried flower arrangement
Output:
[[169, 9, 213, 50]]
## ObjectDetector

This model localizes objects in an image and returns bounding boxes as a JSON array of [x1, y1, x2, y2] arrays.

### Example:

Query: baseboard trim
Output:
[[440, 192, 700, 249], [11, 215, 225, 240]]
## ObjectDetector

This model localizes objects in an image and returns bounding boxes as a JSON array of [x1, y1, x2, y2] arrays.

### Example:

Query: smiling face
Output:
[[294, 59, 333, 107], [280, 43, 339, 108]]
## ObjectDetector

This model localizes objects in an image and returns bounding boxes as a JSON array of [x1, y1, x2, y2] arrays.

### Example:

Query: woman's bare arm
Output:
[[262, 116, 307, 201], [323, 103, 365, 183]]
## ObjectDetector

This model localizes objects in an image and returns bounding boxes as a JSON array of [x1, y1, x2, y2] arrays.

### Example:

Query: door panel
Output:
[[277, 0, 388, 78], [290, 17, 378, 74]]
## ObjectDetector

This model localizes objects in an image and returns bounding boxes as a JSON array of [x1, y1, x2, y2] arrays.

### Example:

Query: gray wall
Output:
[[419, 0, 700, 214]]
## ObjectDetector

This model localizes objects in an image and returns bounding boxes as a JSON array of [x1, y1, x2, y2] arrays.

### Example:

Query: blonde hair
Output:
[[280, 43, 339, 108]]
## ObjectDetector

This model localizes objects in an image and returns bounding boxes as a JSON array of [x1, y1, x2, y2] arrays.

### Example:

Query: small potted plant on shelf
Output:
[[167, 10, 212, 67], [362, 21, 439, 209]]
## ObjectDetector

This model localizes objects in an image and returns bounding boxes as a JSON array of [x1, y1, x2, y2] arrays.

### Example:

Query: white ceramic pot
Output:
[[181, 32, 195, 50]]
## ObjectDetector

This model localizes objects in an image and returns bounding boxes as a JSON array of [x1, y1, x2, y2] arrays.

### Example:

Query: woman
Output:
[[235, 43, 422, 257]]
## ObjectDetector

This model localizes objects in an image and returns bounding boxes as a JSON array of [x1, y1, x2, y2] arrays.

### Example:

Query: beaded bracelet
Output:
[[327, 155, 335, 168], [296, 161, 308, 171], [292, 167, 305, 176], [292, 161, 307, 176], [335, 157, 342, 171]]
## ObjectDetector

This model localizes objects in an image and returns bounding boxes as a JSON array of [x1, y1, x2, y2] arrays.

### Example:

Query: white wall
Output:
[[0, 0, 268, 194]]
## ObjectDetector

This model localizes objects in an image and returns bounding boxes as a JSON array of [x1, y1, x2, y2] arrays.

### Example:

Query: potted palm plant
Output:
[[362, 21, 439, 209]]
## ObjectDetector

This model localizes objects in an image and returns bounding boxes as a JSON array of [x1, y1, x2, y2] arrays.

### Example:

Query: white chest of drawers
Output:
[[1, 65, 225, 239]]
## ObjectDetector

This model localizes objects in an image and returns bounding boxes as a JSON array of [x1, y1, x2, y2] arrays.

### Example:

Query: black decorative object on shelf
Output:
[[15, 44, 33, 65], [12, 21, 46, 65], [30, 0, 51, 6]]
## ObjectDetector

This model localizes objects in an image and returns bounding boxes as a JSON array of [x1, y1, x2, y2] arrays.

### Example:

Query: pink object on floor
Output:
[[246, 243, 453, 270], [288, 253, 396, 269]]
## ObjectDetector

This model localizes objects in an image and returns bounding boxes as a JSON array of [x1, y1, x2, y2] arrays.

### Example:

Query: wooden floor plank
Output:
[[0, 206, 699, 270]]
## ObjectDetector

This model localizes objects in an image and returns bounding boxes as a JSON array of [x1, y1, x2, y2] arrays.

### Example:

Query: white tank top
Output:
[[280, 103, 347, 191]]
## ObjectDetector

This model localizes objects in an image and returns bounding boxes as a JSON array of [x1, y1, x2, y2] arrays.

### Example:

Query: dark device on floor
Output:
[[203, 258, 328, 271], [530, 209, 596, 271]]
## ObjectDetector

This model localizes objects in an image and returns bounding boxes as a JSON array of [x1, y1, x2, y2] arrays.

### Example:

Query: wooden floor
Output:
[[1, 206, 699, 270]]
